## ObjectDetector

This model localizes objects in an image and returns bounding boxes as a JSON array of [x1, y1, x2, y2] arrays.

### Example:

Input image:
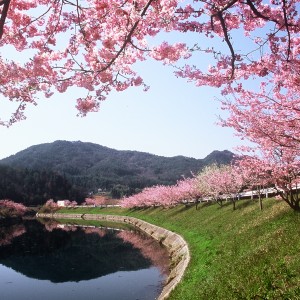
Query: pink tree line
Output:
[[121, 161, 295, 210], [121, 177, 201, 208], [121, 165, 244, 209], [236, 154, 300, 211], [199, 160, 300, 211]]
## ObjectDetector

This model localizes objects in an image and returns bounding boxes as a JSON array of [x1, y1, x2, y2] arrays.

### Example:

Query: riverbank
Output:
[[44, 198, 300, 299]]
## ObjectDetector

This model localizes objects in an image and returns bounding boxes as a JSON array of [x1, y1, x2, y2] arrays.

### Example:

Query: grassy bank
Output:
[[57, 199, 300, 300]]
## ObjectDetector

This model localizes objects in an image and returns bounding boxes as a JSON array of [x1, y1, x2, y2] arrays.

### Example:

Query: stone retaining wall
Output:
[[37, 212, 190, 300]]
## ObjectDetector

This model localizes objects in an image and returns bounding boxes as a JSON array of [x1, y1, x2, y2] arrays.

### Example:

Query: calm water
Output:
[[0, 219, 169, 300]]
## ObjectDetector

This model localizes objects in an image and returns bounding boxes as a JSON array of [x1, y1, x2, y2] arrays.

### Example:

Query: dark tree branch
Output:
[[216, 0, 239, 14], [210, 1, 238, 80], [0, 0, 10, 39], [217, 11, 236, 79], [282, 0, 291, 61], [246, 0, 279, 23]]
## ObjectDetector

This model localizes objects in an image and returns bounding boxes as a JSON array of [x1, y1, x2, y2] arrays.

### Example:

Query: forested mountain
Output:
[[0, 140, 234, 199], [0, 165, 85, 206]]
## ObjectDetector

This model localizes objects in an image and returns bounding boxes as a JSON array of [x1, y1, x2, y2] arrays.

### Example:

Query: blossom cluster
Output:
[[0, 0, 299, 126], [0, 199, 27, 217]]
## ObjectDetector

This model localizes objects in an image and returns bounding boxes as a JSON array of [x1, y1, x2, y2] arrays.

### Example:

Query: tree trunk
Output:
[[258, 185, 263, 210], [280, 190, 300, 212]]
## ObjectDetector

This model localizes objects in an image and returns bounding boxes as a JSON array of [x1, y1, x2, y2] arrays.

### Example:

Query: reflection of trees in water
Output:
[[0, 223, 26, 246], [0, 220, 156, 283], [41, 219, 111, 238], [83, 227, 107, 237], [39, 219, 62, 232], [40, 219, 170, 276], [118, 231, 170, 276]]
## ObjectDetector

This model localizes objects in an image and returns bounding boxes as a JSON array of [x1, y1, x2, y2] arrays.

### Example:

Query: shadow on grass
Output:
[[235, 199, 259, 210]]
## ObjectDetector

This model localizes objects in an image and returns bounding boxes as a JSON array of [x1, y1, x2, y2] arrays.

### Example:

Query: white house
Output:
[[57, 200, 66, 207]]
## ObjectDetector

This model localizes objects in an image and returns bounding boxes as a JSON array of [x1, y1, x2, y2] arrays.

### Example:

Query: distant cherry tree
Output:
[[83, 197, 106, 206], [0, 199, 27, 218]]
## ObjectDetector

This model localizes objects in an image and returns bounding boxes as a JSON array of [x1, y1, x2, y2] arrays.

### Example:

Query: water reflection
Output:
[[0, 222, 26, 246], [0, 219, 169, 300]]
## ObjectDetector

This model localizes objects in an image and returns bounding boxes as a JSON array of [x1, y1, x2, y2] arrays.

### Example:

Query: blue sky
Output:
[[0, 57, 243, 160], [0, 8, 250, 160]]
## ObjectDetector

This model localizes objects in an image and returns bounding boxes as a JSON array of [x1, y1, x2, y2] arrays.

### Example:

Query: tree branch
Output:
[[0, 0, 10, 39], [282, 0, 291, 61], [217, 11, 236, 79], [97, 0, 155, 74], [246, 0, 279, 24]]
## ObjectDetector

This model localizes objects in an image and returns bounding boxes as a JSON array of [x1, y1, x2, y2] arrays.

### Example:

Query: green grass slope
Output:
[[57, 199, 300, 300]]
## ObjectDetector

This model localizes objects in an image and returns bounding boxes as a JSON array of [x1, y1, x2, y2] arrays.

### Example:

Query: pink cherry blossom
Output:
[[0, 0, 298, 126], [0, 199, 27, 217]]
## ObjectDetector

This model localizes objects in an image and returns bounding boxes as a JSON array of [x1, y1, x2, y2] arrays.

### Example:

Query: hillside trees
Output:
[[1, 141, 233, 196], [0, 165, 85, 205], [0, 1, 298, 125]]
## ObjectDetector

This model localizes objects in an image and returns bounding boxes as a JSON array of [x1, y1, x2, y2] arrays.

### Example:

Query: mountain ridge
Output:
[[0, 140, 234, 198]]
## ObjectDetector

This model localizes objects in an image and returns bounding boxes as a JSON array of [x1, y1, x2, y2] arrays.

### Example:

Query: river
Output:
[[0, 218, 169, 300]]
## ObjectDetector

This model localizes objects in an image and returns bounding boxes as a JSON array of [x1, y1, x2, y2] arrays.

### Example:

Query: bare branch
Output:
[[282, 0, 291, 61], [217, 12, 236, 79], [0, 0, 10, 39]]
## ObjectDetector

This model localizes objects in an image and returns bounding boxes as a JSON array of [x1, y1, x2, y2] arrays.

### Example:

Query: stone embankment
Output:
[[37, 212, 190, 300]]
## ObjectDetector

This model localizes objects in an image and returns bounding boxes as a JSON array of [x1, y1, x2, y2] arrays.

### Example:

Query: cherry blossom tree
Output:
[[216, 165, 246, 210], [197, 164, 224, 206], [83, 197, 106, 206], [233, 147, 300, 211], [220, 82, 300, 211], [235, 156, 274, 210], [256, 148, 300, 211], [121, 185, 178, 208], [2, 1, 300, 211], [40, 198, 59, 213], [0, 0, 299, 125], [0, 199, 27, 218], [64, 200, 78, 207], [44, 198, 58, 207]]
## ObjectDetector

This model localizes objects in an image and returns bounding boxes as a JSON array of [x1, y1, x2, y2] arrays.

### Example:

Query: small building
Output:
[[57, 200, 66, 207]]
